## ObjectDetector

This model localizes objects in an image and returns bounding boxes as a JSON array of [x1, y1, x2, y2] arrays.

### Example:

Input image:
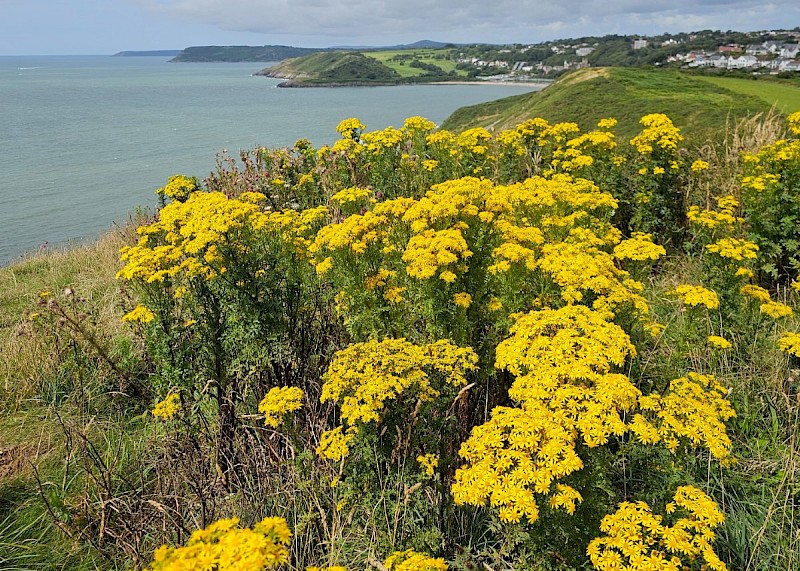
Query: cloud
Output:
[[131, 0, 800, 43]]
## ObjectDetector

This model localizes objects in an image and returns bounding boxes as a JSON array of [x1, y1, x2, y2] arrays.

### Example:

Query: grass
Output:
[[0, 231, 130, 409], [696, 76, 800, 114], [365, 49, 465, 78], [0, 228, 151, 570], [441, 67, 774, 144]]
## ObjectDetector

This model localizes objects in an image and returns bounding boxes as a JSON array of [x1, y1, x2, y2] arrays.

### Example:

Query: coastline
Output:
[[429, 80, 552, 87]]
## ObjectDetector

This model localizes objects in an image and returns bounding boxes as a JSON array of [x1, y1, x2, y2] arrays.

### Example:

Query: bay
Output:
[[0, 55, 541, 265]]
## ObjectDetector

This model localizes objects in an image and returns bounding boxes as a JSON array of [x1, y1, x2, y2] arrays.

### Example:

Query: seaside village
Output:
[[456, 31, 800, 78], [672, 40, 800, 72]]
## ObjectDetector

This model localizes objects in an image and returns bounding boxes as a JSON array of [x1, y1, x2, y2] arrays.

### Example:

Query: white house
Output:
[[780, 44, 799, 58], [729, 55, 758, 69]]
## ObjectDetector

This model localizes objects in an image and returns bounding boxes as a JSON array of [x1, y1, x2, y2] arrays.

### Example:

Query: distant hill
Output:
[[331, 40, 454, 50], [441, 67, 773, 143], [170, 45, 327, 63], [258, 51, 402, 86], [113, 50, 182, 57]]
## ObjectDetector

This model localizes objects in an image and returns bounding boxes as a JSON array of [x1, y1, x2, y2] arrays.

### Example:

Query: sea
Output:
[[0, 55, 542, 265]]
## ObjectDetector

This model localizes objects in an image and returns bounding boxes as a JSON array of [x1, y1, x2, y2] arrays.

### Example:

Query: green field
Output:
[[365, 48, 466, 78], [442, 67, 774, 143], [696, 76, 800, 114]]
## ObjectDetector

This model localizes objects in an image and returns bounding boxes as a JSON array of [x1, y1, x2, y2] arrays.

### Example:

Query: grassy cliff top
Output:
[[441, 67, 778, 143], [258, 52, 402, 85]]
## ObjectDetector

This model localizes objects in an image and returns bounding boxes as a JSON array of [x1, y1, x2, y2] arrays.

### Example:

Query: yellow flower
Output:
[[152, 393, 181, 420], [145, 516, 292, 571], [384, 550, 447, 571], [384, 286, 406, 304], [316, 426, 354, 461], [672, 285, 720, 309], [336, 117, 366, 139], [156, 175, 198, 202], [613, 232, 666, 261], [122, 304, 155, 324], [760, 301, 793, 319], [740, 284, 771, 302], [707, 335, 732, 349], [453, 292, 472, 308], [778, 331, 800, 356], [258, 386, 303, 427], [417, 453, 439, 476], [691, 159, 710, 172]]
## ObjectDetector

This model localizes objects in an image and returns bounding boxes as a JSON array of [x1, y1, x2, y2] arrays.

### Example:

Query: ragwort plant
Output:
[[111, 112, 759, 570]]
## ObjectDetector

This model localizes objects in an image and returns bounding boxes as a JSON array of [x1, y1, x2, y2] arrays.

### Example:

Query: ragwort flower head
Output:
[[672, 284, 720, 309], [146, 516, 292, 571], [587, 486, 727, 571], [152, 393, 181, 420], [259, 386, 303, 428]]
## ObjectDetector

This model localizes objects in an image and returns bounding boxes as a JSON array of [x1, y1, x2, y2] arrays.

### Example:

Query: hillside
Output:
[[696, 75, 800, 114], [170, 45, 325, 62], [257, 51, 403, 86], [441, 67, 774, 142]]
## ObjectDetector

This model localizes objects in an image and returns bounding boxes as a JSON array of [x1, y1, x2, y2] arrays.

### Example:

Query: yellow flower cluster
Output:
[[156, 175, 198, 202], [454, 306, 639, 523], [336, 118, 366, 139], [384, 550, 448, 571], [630, 114, 684, 154], [321, 338, 477, 424], [587, 486, 727, 571], [630, 372, 735, 464], [152, 393, 181, 420], [258, 386, 304, 428], [330, 186, 372, 206], [452, 405, 583, 523], [740, 284, 771, 302], [687, 196, 741, 231], [119, 191, 327, 284], [316, 425, 354, 461], [613, 232, 666, 261], [403, 116, 437, 133], [707, 335, 732, 349], [672, 284, 720, 309], [789, 111, 800, 135], [403, 229, 473, 279], [416, 453, 439, 476], [760, 300, 793, 319], [778, 331, 800, 356], [495, 305, 635, 381], [122, 304, 155, 324], [313, 170, 651, 324], [739, 285, 793, 318], [146, 516, 292, 571], [705, 237, 758, 261], [318, 338, 477, 459]]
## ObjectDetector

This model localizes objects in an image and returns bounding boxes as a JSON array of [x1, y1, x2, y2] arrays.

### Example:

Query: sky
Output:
[[1, 0, 799, 55]]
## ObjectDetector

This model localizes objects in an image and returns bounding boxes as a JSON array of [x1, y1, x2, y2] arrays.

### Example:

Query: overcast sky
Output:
[[1, 0, 799, 55]]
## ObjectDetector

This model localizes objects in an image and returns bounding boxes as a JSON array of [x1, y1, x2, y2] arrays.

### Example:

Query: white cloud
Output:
[[130, 0, 800, 44]]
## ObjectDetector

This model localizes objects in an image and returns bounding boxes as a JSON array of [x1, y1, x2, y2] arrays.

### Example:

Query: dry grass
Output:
[[0, 230, 131, 410]]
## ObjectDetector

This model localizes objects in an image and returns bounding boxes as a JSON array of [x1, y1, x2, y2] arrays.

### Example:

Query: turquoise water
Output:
[[0, 55, 540, 265]]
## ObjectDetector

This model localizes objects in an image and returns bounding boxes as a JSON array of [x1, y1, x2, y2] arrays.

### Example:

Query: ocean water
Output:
[[0, 55, 540, 265]]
